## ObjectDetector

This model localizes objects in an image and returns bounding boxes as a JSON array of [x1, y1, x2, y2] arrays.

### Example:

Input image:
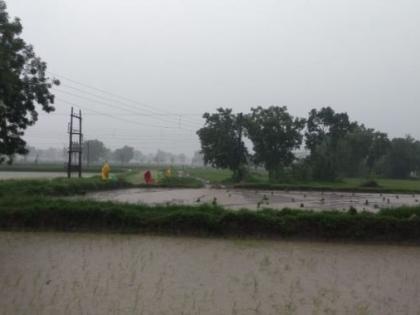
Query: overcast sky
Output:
[[6, 0, 420, 156]]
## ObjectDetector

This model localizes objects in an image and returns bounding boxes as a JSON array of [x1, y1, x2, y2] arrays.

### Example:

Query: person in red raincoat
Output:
[[144, 170, 153, 184]]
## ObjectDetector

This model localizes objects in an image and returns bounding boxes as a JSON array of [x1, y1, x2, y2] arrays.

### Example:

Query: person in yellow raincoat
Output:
[[101, 161, 110, 180], [164, 167, 172, 178]]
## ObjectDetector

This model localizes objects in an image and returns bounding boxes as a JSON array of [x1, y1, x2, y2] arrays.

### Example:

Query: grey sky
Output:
[[6, 0, 420, 156]]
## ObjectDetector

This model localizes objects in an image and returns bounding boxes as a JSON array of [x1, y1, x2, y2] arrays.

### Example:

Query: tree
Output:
[[366, 131, 391, 174], [245, 106, 305, 181], [383, 136, 419, 179], [0, 1, 59, 163], [113, 146, 134, 165], [305, 107, 356, 180], [83, 139, 107, 165], [327, 125, 391, 178], [306, 107, 355, 152], [197, 108, 248, 181]]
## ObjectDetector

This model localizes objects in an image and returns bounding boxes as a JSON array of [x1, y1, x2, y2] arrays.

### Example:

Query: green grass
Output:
[[182, 167, 233, 184], [0, 175, 420, 242], [124, 169, 162, 184], [0, 176, 134, 197], [1, 197, 420, 242], [124, 168, 204, 188], [0, 170, 204, 199], [158, 176, 203, 188], [179, 167, 420, 193]]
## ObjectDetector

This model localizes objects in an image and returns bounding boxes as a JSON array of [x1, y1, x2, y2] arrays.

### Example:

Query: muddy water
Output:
[[1, 232, 420, 315], [84, 188, 420, 212]]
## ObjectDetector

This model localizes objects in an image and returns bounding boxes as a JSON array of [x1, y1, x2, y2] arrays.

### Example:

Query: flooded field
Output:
[[1, 232, 420, 314], [84, 188, 420, 212], [0, 171, 96, 180]]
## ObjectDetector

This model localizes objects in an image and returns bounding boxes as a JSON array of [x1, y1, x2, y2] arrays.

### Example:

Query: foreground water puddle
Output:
[[1, 232, 419, 314]]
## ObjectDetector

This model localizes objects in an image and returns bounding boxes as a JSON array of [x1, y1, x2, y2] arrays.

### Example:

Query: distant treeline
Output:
[[197, 106, 420, 181], [17, 144, 204, 166]]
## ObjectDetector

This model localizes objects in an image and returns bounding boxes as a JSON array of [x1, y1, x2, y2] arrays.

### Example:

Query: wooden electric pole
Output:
[[67, 107, 83, 178]]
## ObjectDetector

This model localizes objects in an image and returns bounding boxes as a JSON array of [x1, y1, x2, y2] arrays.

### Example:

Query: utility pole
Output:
[[236, 112, 244, 181], [86, 141, 90, 168], [237, 112, 244, 159], [67, 107, 83, 178]]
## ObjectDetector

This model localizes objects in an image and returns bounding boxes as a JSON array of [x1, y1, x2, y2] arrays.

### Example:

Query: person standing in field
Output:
[[144, 170, 153, 184], [101, 161, 110, 180]]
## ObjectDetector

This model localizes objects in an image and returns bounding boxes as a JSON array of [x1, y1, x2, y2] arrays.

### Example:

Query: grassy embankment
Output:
[[1, 176, 420, 242], [124, 168, 203, 188], [184, 167, 420, 193]]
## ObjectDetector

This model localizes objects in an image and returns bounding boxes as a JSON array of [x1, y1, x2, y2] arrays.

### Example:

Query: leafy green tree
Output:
[[308, 139, 338, 181], [366, 131, 391, 174], [306, 107, 355, 152], [383, 136, 419, 179], [245, 106, 305, 181], [83, 139, 107, 165], [197, 108, 248, 181], [113, 145, 134, 165], [336, 127, 391, 177], [305, 107, 356, 180], [0, 1, 59, 163]]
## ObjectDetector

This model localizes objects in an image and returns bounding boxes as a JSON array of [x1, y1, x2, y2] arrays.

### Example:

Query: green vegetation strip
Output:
[[0, 177, 134, 197], [0, 177, 419, 242], [0, 198, 420, 242], [0, 175, 203, 198]]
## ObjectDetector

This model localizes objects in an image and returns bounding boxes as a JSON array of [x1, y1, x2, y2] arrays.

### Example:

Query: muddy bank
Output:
[[84, 187, 420, 211], [1, 232, 419, 314]]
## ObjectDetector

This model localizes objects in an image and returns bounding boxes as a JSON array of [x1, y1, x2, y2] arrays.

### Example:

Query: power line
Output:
[[46, 112, 203, 117], [55, 84, 203, 128], [55, 97, 196, 131], [24, 135, 198, 146], [54, 90, 198, 131], [47, 71, 204, 126]]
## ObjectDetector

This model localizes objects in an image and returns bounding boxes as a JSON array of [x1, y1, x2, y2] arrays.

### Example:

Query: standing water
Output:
[[1, 232, 420, 314]]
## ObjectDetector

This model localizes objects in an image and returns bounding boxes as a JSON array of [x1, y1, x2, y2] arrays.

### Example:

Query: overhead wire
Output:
[[54, 83, 203, 128], [53, 91, 197, 131], [47, 71, 205, 126], [54, 97, 197, 131]]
